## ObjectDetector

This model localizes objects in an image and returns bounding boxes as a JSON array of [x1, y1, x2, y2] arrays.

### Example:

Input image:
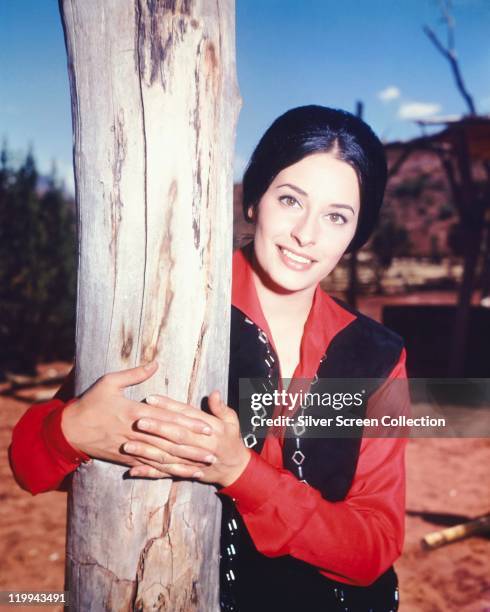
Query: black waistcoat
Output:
[[220, 300, 404, 612]]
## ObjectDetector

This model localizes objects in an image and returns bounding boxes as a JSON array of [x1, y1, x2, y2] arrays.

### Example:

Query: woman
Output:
[[10, 106, 408, 611]]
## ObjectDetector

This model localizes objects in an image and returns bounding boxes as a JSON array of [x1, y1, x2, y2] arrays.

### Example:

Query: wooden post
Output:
[[59, 1, 240, 609]]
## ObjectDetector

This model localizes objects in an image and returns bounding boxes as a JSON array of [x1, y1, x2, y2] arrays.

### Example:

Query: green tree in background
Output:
[[0, 145, 76, 377]]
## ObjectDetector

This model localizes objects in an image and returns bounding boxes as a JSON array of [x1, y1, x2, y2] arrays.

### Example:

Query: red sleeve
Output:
[[219, 348, 409, 587], [8, 397, 91, 495]]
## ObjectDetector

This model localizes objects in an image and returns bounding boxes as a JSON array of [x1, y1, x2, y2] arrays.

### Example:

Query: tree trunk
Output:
[[59, 1, 240, 609], [448, 129, 480, 377]]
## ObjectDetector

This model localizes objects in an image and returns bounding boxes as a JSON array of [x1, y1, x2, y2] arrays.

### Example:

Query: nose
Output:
[[290, 211, 316, 247]]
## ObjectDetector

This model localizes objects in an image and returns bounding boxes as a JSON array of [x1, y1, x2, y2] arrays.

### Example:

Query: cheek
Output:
[[313, 245, 346, 279], [255, 200, 286, 236], [318, 224, 357, 256]]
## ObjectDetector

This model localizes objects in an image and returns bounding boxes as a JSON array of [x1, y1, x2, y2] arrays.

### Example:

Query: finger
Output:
[[135, 418, 210, 448], [108, 455, 156, 470], [153, 438, 217, 465], [146, 395, 217, 428], [129, 466, 170, 479], [123, 441, 215, 466], [161, 463, 204, 479], [208, 390, 226, 418], [129, 457, 178, 469], [125, 457, 148, 468], [110, 456, 143, 468], [137, 405, 213, 435], [105, 360, 159, 390], [137, 455, 208, 471], [123, 441, 167, 464], [130, 463, 204, 480], [208, 390, 235, 423]]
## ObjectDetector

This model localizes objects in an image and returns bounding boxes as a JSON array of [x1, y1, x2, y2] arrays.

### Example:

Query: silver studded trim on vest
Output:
[[222, 317, 400, 612]]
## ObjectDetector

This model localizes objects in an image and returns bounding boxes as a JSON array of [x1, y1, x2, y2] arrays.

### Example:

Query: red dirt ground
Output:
[[1, 346, 489, 610]]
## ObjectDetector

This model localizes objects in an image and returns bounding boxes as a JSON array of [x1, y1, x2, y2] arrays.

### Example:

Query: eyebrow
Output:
[[330, 203, 356, 215], [276, 183, 356, 215], [277, 182, 309, 197]]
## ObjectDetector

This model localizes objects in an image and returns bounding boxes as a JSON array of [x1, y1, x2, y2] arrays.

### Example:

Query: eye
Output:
[[279, 195, 301, 209], [325, 212, 347, 225]]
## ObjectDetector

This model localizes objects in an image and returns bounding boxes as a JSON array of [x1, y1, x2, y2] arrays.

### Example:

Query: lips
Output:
[[277, 245, 316, 270]]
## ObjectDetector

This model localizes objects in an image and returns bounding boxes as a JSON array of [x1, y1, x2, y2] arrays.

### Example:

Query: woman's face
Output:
[[250, 152, 361, 295]]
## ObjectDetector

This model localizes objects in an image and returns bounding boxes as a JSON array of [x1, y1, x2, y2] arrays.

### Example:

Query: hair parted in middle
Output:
[[242, 105, 387, 253]]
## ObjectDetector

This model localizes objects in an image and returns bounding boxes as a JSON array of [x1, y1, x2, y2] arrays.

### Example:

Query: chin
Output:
[[268, 267, 322, 294]]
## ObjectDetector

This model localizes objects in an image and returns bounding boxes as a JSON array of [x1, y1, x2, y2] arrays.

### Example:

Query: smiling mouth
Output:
[[278, 245, 315, 265]]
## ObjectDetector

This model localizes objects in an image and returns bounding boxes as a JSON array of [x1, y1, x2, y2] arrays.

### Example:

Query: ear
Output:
[[246, 205, 254, 220]]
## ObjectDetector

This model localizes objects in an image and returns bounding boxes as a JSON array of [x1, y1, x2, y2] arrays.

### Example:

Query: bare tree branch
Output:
[[423, 2, 477, 115], [387, 146, 415, 179], [439, 0, 455, 50], [437, 152, 465, 218]]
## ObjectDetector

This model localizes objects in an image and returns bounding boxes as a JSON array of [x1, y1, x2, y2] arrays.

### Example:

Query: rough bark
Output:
[[59, 1, 240, 609]]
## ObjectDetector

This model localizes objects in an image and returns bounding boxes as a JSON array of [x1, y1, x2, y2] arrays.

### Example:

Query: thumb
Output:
[[208, 390, 233, 421], [105, 360, 159, 390]]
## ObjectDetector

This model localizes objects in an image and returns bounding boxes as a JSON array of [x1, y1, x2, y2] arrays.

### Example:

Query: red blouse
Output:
[[9, 246, 408, 587]]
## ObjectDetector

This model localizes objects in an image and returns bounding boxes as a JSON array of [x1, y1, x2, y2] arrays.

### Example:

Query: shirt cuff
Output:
[[42, 398, 92, 465], [219, 450, 282, 513]]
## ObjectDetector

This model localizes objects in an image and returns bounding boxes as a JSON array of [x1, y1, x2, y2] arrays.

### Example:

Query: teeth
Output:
[[281, 248, 312, 264]]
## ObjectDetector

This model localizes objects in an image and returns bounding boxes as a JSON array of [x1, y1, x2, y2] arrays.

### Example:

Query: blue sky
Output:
[[1, 0, 489, 193]]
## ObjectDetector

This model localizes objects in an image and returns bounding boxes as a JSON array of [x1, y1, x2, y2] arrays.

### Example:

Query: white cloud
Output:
[[398, 102, 442, 120], [378, 86, 401, 102]]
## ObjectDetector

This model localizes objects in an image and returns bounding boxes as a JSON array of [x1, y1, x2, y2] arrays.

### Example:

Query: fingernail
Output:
[[144, 360, 155, 370], [204, 455, 217, 464], [138, 419, 150, 429], [193, 471, 204, 478], [146, 395, 158, 405], [202, 426, 212, 435], [125, 443, 135, 453]]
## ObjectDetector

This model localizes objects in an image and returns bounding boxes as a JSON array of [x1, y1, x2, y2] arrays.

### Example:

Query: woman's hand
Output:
[[61, 361, 214, 471], [126, 390, 251, 487]]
